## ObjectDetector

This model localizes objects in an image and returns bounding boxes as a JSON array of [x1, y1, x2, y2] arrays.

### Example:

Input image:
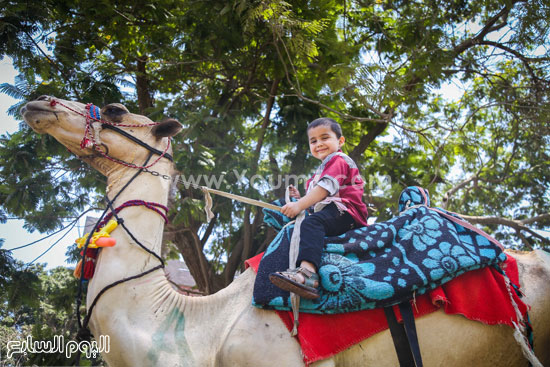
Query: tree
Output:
[[0, 250, 103, 366], [0, 0, 548, 296]]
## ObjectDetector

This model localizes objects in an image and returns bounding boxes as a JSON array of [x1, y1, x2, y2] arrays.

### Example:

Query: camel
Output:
[[21, 96, 550, 366]]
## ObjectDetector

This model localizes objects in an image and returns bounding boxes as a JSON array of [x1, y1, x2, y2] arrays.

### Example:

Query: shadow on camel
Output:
[[21, 96, 550, 366]]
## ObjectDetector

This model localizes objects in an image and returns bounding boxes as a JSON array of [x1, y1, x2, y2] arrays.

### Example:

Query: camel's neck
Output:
[[86, 160, 174, 303], [85, 159, 265, 367], [84, 159, 259, 366]]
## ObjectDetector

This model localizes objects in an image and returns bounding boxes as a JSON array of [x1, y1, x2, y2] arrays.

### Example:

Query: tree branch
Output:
[[271, 29, 389, 123], [522, 213, 550, 226], [200, 214, 217, 247], [453, 4, 515, 55], [441, 174, 478, 209], [224, 237, 243, 284], [23, 31, 82, 100], [460, 213, 550, 246], [349, 121, 389, 162], [251, 78, 280, 173], [241, 79, 280, 265], [477, 41, 550, 63], [515, 229, 532, 249], [174, 228, 212, 294], [476, 40, 546, 81]]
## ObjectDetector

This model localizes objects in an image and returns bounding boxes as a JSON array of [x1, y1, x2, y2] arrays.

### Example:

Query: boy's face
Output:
[[307, 125, 345, 161]]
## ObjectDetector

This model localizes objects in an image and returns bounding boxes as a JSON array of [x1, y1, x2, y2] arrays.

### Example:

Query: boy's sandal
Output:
[[269, 267, 320, 299]]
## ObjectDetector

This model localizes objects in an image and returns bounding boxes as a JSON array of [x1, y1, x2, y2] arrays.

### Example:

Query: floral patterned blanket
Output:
[[252, 186, 507, 313]]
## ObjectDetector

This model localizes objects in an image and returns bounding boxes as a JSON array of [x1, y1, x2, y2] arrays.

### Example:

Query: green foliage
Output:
[[1, 2, 546, 364], [0, 127, 104, 232], [0, 260, 103, 366], [0, 240, 41, 311]]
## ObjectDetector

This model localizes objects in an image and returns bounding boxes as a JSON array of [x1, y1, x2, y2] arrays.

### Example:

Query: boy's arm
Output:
[[281, 185, 329, 218]]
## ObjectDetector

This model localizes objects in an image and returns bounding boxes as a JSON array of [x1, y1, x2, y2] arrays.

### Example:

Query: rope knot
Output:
[[76, 326, 92, 343], [80, 138, 92, 149]]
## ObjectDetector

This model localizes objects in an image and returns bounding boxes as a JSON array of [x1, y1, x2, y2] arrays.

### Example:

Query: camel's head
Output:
[[21, 96, 182, 175]]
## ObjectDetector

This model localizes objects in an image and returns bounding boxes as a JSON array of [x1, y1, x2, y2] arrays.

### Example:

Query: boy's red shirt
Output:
[[306, 151, 368, 227]]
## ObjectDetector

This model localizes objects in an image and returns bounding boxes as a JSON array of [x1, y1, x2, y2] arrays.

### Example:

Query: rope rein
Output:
[[62, 97, 176, 362], [75, 154, 164, 340]]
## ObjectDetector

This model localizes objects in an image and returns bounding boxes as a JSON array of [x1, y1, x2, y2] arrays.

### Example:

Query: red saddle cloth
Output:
[[246, 253, 528, 366]]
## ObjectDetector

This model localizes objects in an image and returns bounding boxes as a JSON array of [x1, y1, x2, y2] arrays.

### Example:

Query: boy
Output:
[[269, 117, 368, 299]]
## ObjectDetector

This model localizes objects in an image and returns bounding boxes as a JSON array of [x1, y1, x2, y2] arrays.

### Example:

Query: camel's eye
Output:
[[102, 104, 128, 117], [101, 104, 129, 123]]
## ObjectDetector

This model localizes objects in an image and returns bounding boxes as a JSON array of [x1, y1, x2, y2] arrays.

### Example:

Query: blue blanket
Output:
[[252, 186, 506, 314]]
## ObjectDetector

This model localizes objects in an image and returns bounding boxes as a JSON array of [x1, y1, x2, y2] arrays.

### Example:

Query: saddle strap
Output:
[[384, 302, 423, 367], [287, 186, 305, 337]]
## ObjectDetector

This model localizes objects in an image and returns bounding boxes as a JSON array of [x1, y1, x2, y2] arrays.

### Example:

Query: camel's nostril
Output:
[[37, 95, 50, 101]]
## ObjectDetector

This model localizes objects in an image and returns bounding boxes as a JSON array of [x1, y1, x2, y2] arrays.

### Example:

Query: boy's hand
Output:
[[281, 201, 303, 218], [288, 185, 301, 199], [281, 185, 328, 218]]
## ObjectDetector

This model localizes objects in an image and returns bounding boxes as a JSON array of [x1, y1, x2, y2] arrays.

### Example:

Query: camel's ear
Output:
[[151, 119, 183, 138]]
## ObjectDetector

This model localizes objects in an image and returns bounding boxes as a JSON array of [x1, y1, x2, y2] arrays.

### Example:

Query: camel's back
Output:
[[217, 251, 550, 366], [516, 249, 550, 364], [319, 249, 550, 366]]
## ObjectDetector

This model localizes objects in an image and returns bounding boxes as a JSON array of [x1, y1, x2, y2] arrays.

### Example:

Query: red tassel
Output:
[[83, 259, 96, 280], [74, 248, 99, 280]]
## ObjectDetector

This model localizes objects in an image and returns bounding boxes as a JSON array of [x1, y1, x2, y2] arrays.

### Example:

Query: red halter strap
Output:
[[49, 99, 172, 170], [98, 200, 169, 228]]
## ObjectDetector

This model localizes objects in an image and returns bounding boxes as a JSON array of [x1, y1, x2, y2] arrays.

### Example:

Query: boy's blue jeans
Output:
[[296, 203, 356, 271]]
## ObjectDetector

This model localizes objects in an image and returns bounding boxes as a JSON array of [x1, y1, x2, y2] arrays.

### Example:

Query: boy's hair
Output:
[[307, 117, 342, 138]]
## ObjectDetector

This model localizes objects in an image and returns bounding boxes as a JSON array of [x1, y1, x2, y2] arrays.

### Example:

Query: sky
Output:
[[0, 56, 84, 269]]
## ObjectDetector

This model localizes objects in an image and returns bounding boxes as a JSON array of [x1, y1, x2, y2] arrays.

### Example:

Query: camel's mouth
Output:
[[21, 101, 66, 132], [22, 100, 60, 114]]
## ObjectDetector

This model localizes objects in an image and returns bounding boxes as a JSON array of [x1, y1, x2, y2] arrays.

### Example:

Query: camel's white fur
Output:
[[22, 97, 550, 366]]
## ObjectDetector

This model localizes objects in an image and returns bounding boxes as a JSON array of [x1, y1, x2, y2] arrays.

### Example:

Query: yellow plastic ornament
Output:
[[75, 219, 118, 249]]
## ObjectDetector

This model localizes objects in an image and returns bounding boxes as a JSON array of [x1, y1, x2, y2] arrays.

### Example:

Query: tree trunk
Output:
[[173, 229, 212, 294], [136, 57, 153, 114], [241, 79, 280, 265]]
